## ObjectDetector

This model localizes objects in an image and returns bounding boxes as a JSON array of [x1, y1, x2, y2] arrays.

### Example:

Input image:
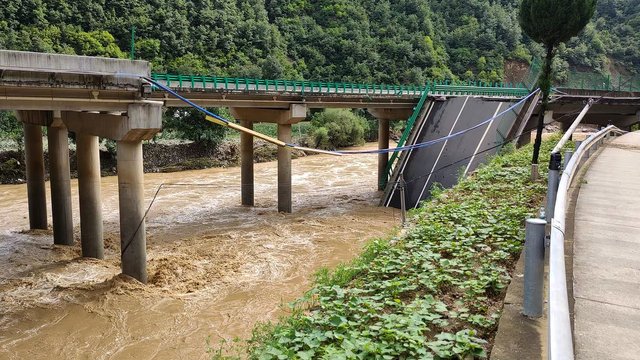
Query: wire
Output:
[[121, 183, 164, 257], [120, 182, 243, 256]]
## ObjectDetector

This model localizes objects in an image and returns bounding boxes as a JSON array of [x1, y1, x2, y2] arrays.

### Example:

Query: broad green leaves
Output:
[[241, 138, 558, 359]]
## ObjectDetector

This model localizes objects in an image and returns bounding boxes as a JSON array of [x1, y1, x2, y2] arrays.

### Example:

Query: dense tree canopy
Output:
[[519, 0, 597, 48], [0, 0, 636, 84], [518, 0, 596, 165]]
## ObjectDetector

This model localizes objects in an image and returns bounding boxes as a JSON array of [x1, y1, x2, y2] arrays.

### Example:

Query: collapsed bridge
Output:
[[1, 50, 639, 283]]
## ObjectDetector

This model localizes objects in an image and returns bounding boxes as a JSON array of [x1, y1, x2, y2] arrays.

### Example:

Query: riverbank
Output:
[[235, 137, 557, 359], [0, 138, 311, 184]]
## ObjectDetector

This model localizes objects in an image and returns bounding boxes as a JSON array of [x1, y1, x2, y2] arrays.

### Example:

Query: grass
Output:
[[213, 136, 559, 360]]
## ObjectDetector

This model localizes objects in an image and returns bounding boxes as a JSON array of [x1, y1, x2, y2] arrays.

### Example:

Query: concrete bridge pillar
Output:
[[367, 108, 413, 191], [76, 133, 104, 259], [240, 120, 254, 206], [18, 111, 49, 230], [47, 112, 74, 245], [117, 140, 146, 283], [377, 119, 390, 190], [62, 102, 162, 282], [230, 105, 307, 213], [278, 123, 292, 213]]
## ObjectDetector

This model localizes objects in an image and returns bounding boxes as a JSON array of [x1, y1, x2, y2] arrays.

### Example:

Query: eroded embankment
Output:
[[0, 143, 397, 360]]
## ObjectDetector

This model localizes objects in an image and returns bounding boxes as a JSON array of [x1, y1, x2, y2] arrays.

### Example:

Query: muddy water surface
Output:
[[0, 144, 398, 359]]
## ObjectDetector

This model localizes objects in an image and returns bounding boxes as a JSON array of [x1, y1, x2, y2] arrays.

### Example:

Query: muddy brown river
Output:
[[0, 144, 398, 359]]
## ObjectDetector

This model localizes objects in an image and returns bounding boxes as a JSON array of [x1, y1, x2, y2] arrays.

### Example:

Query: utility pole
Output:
[[130, 26, 136, 60]]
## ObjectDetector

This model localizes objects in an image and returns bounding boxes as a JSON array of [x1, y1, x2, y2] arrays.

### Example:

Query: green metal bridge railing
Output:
[[150, 73, 531, 98], [150, 73, 531, 189], [380, 85, 431, 189], [558, 71, 640, 93]]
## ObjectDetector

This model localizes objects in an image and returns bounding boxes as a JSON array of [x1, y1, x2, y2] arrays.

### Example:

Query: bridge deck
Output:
[[573, 131, 640, 359]]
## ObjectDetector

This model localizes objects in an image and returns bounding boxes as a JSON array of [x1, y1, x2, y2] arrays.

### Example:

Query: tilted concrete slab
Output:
[[573, 131, 640, 360]]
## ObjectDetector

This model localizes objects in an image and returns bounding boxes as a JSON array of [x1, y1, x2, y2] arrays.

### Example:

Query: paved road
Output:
[[573, 131, 640, 360]]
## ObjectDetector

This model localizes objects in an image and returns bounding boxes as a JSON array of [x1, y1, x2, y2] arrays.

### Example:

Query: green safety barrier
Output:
[[558, 71, 640, 92], [150, 73, 531, 97], [381, 85, 431, 189]]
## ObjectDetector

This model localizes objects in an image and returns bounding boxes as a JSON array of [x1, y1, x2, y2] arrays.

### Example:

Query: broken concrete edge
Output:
[[0, 49, 149, 77]]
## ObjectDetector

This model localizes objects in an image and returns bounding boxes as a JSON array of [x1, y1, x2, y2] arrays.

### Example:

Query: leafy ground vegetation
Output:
[[215, 137, 556, 359]]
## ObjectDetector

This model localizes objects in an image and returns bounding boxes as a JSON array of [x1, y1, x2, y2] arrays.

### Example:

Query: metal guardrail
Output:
[[150, 73, 530, 98], [559, 71, 640, 93], [545, 125, 625, 360], [381, 85, 431, 188]]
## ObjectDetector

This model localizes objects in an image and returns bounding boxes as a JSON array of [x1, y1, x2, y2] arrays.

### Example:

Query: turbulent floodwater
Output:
[[0, 144, 398, 359]]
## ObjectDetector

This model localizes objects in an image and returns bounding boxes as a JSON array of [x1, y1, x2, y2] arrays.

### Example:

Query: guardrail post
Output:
[[524, 218, 546, 317], [546, 152, 562, 223], [564, 150, 573, 169], [399, 174, 407, 225]]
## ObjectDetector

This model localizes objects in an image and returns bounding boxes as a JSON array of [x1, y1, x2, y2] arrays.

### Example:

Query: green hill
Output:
[[0, 0, 638, 83]]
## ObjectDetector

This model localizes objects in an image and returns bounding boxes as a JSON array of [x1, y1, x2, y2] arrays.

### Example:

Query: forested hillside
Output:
[[0, 0, 638, 84]]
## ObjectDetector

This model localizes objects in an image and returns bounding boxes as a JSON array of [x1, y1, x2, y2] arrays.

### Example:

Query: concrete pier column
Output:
[[230, 105, 306, 213], [76, 133, 103, 259], [23, 122, 48, 229], [278, 124, 292, 213], [377, 119, 390, 190], [47, 115, 74, 245], [117, 140, 147, 283], [240, 120, 254, 206], [367, 108, 413, 191]]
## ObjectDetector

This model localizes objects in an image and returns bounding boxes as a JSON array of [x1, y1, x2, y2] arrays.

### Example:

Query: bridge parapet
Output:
[[0, 50, 148, 91], [150, 73, 531, 109], [0, 50, 152, 112]]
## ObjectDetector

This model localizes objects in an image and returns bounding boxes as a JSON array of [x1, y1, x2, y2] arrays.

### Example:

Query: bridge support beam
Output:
[[230, 105, 307, 213], [117, 140, 147, 283], [368, 108, 412, 191], [240, 120, 254, 206], [47, 113, 74, 245], [19, 111, 48, 230], [77, 133, 104, 259], [278, 124, 292, 213]]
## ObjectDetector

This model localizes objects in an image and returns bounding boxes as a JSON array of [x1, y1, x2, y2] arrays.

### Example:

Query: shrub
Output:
[[309, 109, 369, 150], [0, 111, 24, 153], [163, 108, 228, 147]]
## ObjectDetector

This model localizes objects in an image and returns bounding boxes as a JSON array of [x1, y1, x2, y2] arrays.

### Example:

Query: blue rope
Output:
[[142, 77, 229, 124]]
